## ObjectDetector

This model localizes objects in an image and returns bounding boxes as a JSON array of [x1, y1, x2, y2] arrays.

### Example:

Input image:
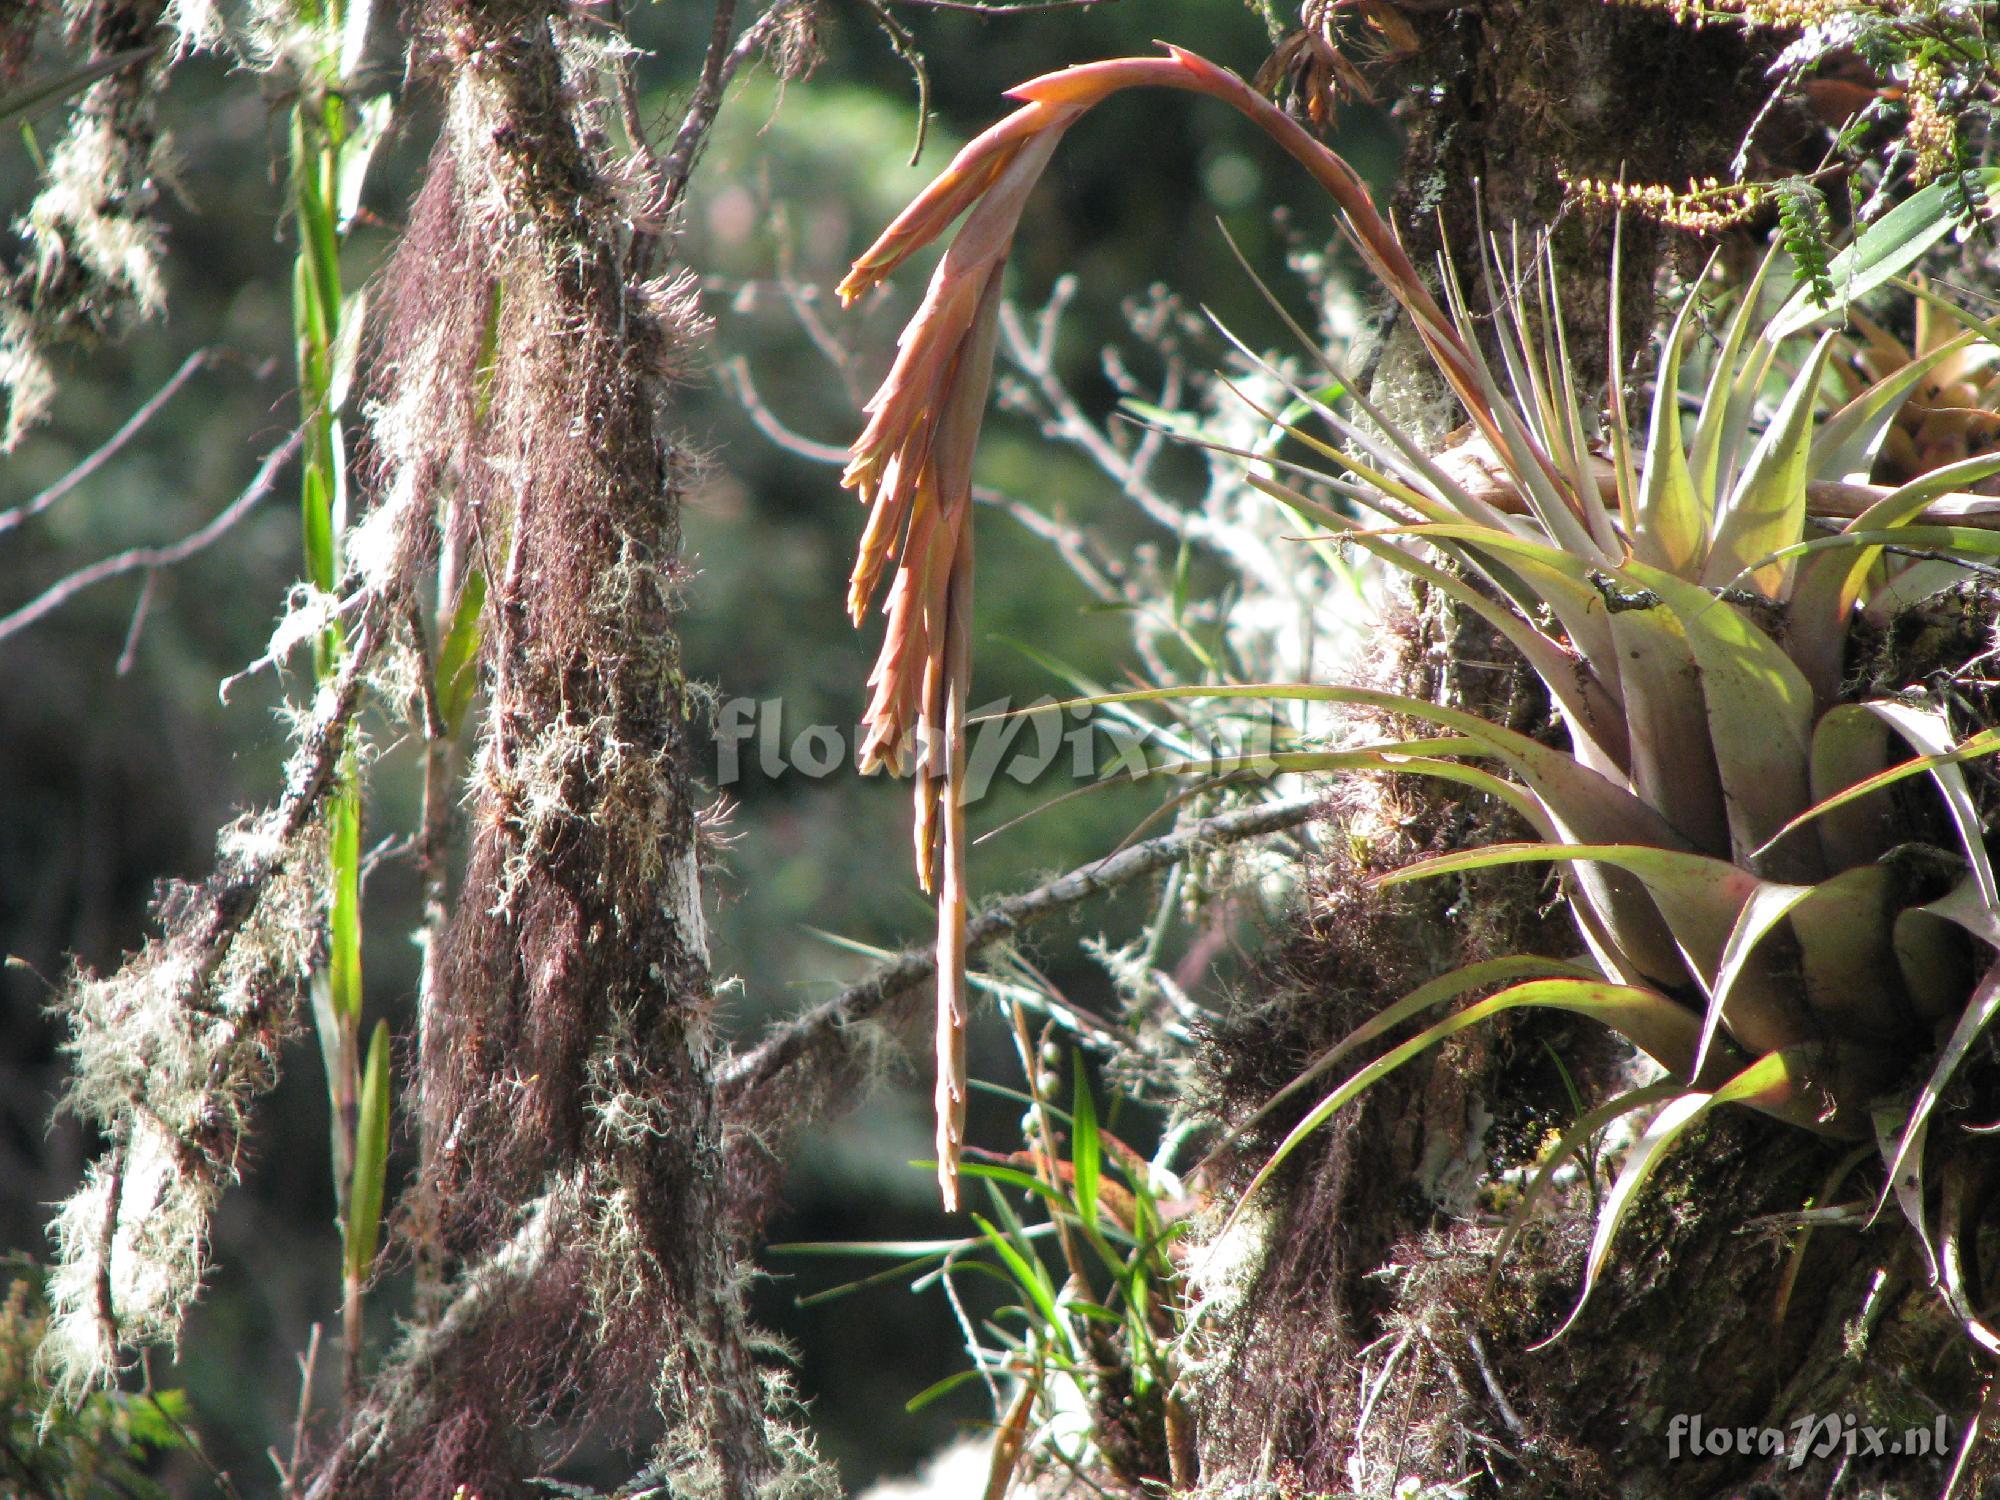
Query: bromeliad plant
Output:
[[842, 45, 1533, 1211], [1191, 250, 2000, 1341], [842, 44, 2000, 1347]]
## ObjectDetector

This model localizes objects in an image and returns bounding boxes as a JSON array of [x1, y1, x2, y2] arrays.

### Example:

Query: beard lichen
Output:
[[40, 816, 325, 1400], [293, 4, 837, 1493], [2, 0, 210, 447]]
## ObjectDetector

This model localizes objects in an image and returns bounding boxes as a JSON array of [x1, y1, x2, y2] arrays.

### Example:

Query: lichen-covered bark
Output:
[[308, 5, 827, 1495], [1359, 0, 1763, 419]]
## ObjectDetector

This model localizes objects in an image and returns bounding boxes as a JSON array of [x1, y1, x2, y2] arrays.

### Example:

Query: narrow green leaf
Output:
[[1702, 332, 1835, 598], [904, 1367, 989, 1412], [1605, 603, 1729, 858], [1863, 700, 1999, 911], [1872, 964, 2000, 1256], [956, 1159, 1071, 1215], [1787, 452, 2000, 705], [1212, 954, 1602, 1162], [1794, 524, 2000, 559], [1634, 293, 1708, 573], [301, 461, 336, 593], [1771, 170, 2000, 337], [1007, 684, 1678, 849], [334, 95, 391, 233], [1378, 840, 1754, 972], [436, 567, 488, 737], [1220, 979, 1714, 1245], [1487, 1079, 1680, 1288], [345, 1020, 391, 1281], [1809, 332, 1980, 483], [1382, 836, 1825, 1063], [795, 1253, 959, 1307], [1688, 250, 1778, 510], [0, 46, 160, 126], [329, 777, 363, 1027], [1070, 1067, 1101, 1236], [971, 1214, 1060, 1332], [1622, 562, 1816, 870], [1263, 494, 1628, 767], [1534, 1050, 1818, 1346], [1697, 879, 1817, 1078], [1009, 682, 1696, 984], [1759, 724, 2000, 861], [772, 1236, 977, 1258]]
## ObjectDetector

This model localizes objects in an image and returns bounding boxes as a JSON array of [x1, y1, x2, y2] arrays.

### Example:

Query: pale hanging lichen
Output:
[[39, 822, 326, 1399], [0, 0, 265, 445]]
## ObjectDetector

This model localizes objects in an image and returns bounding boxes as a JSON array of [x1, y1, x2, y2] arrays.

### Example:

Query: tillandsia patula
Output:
[[840, 42, 2000, 1361], [839, 44, 1509, 1212]]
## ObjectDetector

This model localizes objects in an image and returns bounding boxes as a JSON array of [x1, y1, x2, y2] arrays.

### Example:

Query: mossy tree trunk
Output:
[[305, 6, 825, 1495], [1183, 6, 1998, 1496]]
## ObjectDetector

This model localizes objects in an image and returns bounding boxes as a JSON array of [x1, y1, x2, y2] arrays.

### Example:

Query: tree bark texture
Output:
[[309, 5, 823, 1495], [1183, 6, 2000, 1495]]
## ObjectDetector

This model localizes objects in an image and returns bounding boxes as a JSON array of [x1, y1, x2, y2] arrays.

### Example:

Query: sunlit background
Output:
[[0, 3, 1396, 1488]]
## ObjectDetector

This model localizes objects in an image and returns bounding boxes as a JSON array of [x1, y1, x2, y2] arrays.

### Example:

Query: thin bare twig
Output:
[[657, 0, 739, 215], [720, 792, 1321, 1105], [270, 1323, 322, 1498], [90, 1120, 131, 1368], [997, 288, 1209, 543], [772, 224, 863, 400], [607, 0, 668, 189], [114, 567, 160, 676], [717, 355, 847, 464], [856, 0, 930, 164], [1465, 1329, 1525, 1440], [653, 0, 796, 222], [0, 348, 213, 537], [137, 1349, 246, 1500], [0, 430, 301, 646]]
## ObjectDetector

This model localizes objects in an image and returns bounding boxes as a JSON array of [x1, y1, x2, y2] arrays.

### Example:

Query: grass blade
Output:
[[345, 1021, 392, 1281]]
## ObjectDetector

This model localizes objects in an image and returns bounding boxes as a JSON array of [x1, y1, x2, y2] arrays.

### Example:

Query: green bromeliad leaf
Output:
[[1220, 978, 1718, 1241], [1701, 331, 1835, 598], [1770, 169, 2000, 337], [1139, 225, 2000, 1329], [1536, 1045, 1866, 1347]]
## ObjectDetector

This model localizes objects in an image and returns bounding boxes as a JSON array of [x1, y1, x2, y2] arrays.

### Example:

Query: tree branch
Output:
[[719, 792, 1322, 1112], [0, 347, 213, 537], [651, 0, 796, 224], [0, 430, 299, 645]]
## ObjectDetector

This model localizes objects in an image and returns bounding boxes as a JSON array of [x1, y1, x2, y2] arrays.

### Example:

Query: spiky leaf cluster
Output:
[[1188, 247, 2000, 1344], [837, 44, 2000, 1350]]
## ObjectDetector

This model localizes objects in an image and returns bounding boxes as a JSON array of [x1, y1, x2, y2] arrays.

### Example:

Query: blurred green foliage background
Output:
[[0, 2, 1394, 1489]]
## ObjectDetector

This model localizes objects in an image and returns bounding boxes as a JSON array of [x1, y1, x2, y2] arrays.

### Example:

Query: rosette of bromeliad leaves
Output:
[[837, 44, 2000, 1345], [1168, 245, 2000, 1346]]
